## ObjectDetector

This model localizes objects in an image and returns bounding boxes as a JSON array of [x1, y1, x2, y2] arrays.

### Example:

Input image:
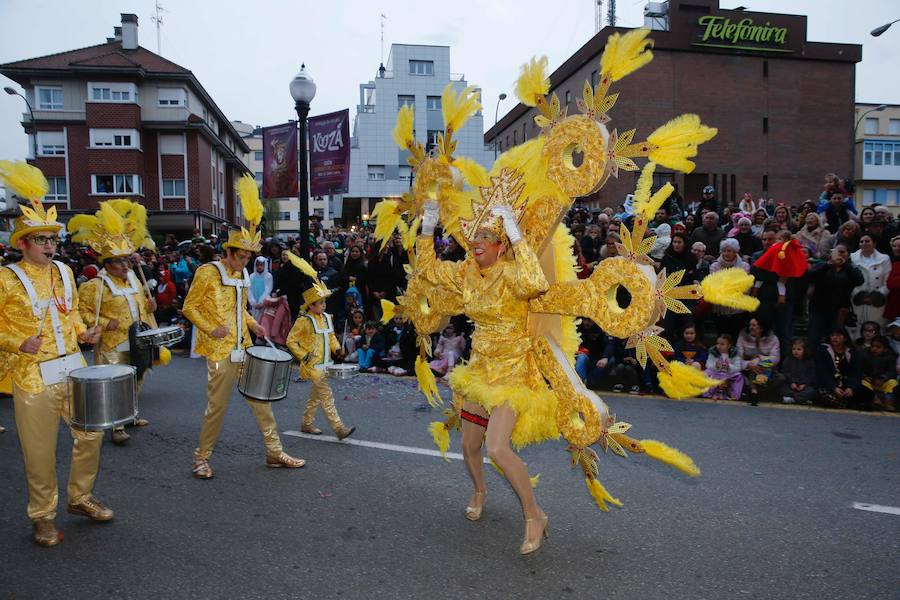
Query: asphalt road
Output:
[[1, 354, 898, 600]]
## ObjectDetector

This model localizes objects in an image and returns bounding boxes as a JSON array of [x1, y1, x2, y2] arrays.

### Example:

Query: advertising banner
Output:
[[308, 109, 350, 196], [262, 122, 298, 198]]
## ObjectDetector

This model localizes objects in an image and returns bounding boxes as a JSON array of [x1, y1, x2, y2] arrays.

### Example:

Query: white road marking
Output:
[[852, 502, 900, 516], [282, 430, 489, 463]]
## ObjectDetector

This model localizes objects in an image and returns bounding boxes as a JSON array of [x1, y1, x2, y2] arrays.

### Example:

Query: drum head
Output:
[[70, 365, 135, 380], [247, 345, 292, 363], [136, 325, 181, 337]]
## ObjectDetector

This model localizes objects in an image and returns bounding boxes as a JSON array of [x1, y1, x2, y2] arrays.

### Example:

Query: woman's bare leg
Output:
[[460, 400, 487, 506], [484, 405, 542, 519]]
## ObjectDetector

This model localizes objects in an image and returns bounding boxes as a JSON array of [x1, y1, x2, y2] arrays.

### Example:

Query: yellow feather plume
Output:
[[154, 346, 172, 366], [393, 104, 415, 149], [658, 361, 719, 399], [585, 477, 623, 512], [701, 268, 760, 312], [514, 56, 550, 107], [372, 199, 403, 250], [97, 201, 125, 235], [67, 214, 99, 244], [0, 160, 48, 202], [401, 217, 420, 251], [640, 439, 700, 477], [235, 174, 263, 226], [415, 354, 443, 408], [380, 299, 396, 324], [647, 114, 718, 173], [452, 156, 490, 188], [428, 421, 451, 459], [285, 251, 318, 279], [442, 84, 481, 134], [600, 28, 654, 81]]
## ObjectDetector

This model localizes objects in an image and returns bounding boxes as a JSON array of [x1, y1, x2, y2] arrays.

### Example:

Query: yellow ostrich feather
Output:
[[0, 160, 49, 201], [631, 162, 675, 220], [600, 28, 654, 81], [380, 299, 396, 324], [235, 174, 263, 226], [550, 224, 581, 362], [452, 156, 490, 188], [402, 217, 420, 250], [372, 199, 403, 249], [639, 439, 700, 477], [514, 56, 550, 107], [393, 105, 415, 149], [647, 114, 718, 173], [154, 346, 172, 366], [442, 84, 481, 134], [428, 421, 451, 459], [97, 201, 125, 235], [701, 268, 760, 312], [127, 202, 156, 250], [658, 361, 719, 399], [67, 214, 99, 244], [585, 477, 623, 512], [285, 251, 318, 279], [415, 354, 442, 408]]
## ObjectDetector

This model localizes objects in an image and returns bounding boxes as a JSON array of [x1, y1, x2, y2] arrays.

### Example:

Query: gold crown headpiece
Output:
[[67, 201, 139, 260], [224, 174, 263, 252], [458, 169, 527, 245], [302, 281, 332, 310], [0, 160, 63, 246]]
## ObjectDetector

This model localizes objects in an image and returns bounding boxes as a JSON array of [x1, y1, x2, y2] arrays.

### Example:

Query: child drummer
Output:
[[285, 257, 355, 440]]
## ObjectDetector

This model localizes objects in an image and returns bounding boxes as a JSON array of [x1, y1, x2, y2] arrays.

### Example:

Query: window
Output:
[[863, 189, 875, 206], [763, 60, 768, 77], [426, 96, 441, 110], [426, 130, 442, 151], [367, 165, 385, 181], [88, 82, 136, 103], [513, 130, 518, 145], [280, 212, 292, 221], [37, 131, 65, 156], [158, 88, 186, 107], [887, 189, 900, 206], [254, 151, 264, 161], [565, 90, 571, 105], [397, 95, 415, 109], [763, 117, 768, 134], [399, 165, 412, 181], [159, 134, 185, 155], [254, 171, 263, 183], [862, 141, 900, 166], [865, 117, 879, 135], [409, 60, 434, 75], [92, 174, 141, 195], [162, 179, 186, 197], [762, 174, 768, 192], [90, 129, 139, 149], [890, 119, 900, 135], [591, 70, 598, 87], [522, 122, 527, 143], [46, 177, 67, 202], [36, 86, 63, 110]]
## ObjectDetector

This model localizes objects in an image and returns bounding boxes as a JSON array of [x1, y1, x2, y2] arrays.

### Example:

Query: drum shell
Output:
[[68, 366, 137, 431], [134, 326, 184, 349], [238, 347, 293, 402]]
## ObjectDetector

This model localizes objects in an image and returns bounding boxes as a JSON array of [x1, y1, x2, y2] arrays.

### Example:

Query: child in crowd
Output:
[[358, 321, 386, 372], [855, 321, 881, 350], [858, 335, 897, 411], [341, 309, 366, 362], [383, 314, 417, 376], [671, 323, 707, 369], [779, 338, 817, 405], [752, 230, 807, 304], [608, 340, 644, 394], [703, 334, 743, 400], [429, 323, 467, 380]]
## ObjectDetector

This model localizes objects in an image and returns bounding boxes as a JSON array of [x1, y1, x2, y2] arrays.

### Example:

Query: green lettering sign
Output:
[[695, 15, 791, 53]]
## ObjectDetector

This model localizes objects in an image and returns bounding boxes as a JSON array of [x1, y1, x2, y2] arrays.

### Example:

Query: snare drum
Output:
[[68, 365, 137, 431], [134, 325, 185, 349], [238, 346, 293, 402], [326, 364, 359, 379]]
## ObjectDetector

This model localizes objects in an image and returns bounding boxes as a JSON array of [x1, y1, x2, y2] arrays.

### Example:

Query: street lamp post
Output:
[[493, 92, 507, 159], [289, 64, 317, 259], [871, 18, 900, 37], [851, 104, 887, 188], [4, 86, 37, 158]]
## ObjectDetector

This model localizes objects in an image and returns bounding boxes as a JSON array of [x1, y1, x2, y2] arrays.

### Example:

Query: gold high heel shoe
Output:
[[465, 491, 486, 521], [519, 515, 549, 555]]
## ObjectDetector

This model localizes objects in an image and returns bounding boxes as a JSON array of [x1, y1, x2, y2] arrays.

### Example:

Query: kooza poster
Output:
[[308, 109, 350, 196], [262, 122, 298, 198]]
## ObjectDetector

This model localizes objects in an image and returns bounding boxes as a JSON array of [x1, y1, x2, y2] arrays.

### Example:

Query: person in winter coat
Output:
[[703, 334, 743, 400], [814, 328, 861, 408], [807, 246, 864, 346], [737, 317, 781, 405], [883, 236, 900, 321], [779, 338, 817, 405], [795, 212, 833, 260], [850, 234, 891, 335]]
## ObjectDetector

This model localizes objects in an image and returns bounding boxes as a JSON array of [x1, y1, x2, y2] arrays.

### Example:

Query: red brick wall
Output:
[[189, 133, 213, 213], [85, 103, 141, 129], [142, 131, 160, 210], [161, 155, 185, 178]]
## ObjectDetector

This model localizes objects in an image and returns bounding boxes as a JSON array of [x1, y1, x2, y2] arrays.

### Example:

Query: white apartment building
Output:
[[344, 44, 493, 225], [855, 103, 900, 209]]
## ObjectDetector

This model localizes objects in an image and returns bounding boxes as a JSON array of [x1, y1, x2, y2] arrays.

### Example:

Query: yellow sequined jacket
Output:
[[182, 263, 257, 361], [78, 274, 153, 352], [286, 312, 340, 381], [0, 261, 87, 393]]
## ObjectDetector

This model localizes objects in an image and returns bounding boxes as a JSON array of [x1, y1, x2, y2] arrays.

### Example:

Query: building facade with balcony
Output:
[[855, 103, 900, 209], [344, 44, 493, 225], [0, 13, 251, 239]]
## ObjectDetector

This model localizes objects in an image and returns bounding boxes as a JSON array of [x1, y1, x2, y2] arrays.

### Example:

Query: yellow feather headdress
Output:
[[223, 174, 264, 252], [67, 200, 136, 260], [0, 160, 62, 246], [515, 56, 550, 107]]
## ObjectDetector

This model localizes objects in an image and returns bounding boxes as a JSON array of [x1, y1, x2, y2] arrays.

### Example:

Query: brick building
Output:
[[485, 0, 862, 210], [0, 14, 251, 238]]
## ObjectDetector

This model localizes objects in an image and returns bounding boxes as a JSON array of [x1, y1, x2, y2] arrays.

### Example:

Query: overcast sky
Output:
[[0, 0, 898, 163]]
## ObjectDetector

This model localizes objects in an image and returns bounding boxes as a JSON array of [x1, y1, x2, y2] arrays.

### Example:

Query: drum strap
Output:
[[99, 271, 141, 323], [6, 261, 71, 357], [211, 261, 251, 351]]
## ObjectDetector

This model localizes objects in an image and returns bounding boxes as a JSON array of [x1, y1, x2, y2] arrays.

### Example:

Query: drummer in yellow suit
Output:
[[286, 269, 355, 440], [72, 200, 155, 445], [184, 175, 305, 479], [0, 161, 106, 547]]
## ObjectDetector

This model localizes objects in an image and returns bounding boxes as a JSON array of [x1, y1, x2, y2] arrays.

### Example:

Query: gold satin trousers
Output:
[[303, 373, 345, 432], [194, 359, 283, 460], [13, 382, 103, 522]]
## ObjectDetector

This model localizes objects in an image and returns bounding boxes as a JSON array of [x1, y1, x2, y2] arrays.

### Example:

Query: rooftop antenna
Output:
[[594, 0, 603, 33], [380, 13, 387, 65], [151, 2, 168, 54], [607, 0, 617, 26]]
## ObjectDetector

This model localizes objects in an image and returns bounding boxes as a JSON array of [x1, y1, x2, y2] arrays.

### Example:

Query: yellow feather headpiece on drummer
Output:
[[224, 174, 264, 252], [0, 160, 63, 246], [67, 200, 137, 260]]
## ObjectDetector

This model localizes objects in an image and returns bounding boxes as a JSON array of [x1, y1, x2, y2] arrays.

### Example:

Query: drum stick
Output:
[[264, 336, 277, 350], [35, 304, 51, 337], [93, 278, 104, 345]]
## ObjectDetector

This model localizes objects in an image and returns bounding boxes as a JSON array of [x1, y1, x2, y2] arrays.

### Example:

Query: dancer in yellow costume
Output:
[[375, 29, 760, 554], [284, 255, 356, 440], [70, 200, 160, 445], [184, 175, 305, 479], [0, 161, 108, 547]]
